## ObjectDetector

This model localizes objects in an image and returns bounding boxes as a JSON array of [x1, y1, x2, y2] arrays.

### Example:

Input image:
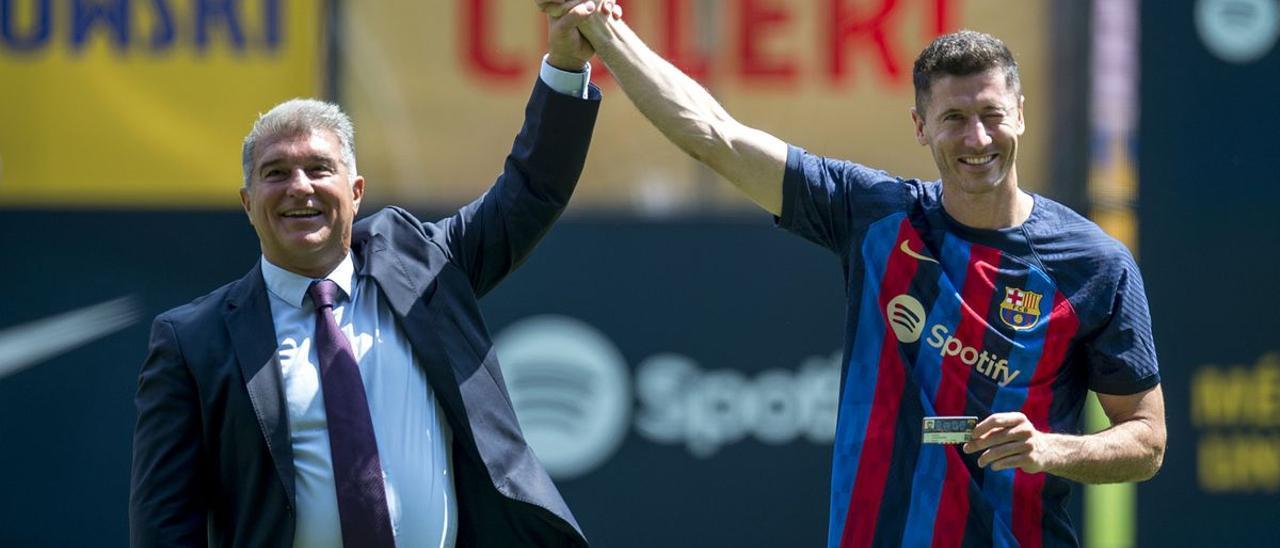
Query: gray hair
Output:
[[241, 98, 357, 187]]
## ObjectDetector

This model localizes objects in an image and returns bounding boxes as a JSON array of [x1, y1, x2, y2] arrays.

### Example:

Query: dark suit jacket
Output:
[[129, 80, 600, 547]]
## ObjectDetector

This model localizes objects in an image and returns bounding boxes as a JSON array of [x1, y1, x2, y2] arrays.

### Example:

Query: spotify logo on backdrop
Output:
[[495, 316, 631, 480], [1196, 0, 1280, 63], [495, 315, 841, 477]]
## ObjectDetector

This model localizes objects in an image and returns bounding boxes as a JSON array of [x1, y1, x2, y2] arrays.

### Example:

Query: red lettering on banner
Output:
[[737, 0, 796, 82], [929, 0, 957, 35], [827, 0, 957, 86], [463, 0, 524, 82], [660, 0, 710, 82], [456, 0, 959, 89], [828, 0, 902, 84]]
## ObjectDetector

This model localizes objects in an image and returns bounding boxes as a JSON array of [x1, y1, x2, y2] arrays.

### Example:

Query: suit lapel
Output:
[[358, 236, 470, 437], [358, 233, 416, 318], [223, 262, 296, 507]]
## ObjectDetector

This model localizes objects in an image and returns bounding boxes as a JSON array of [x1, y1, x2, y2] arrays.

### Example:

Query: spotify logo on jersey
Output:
[[886, 294, 927, 343], [494, 316, 631, 480]]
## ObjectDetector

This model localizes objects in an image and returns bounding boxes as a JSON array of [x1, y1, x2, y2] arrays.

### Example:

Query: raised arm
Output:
[[541, 0, 788, 215], [431, 1, 603, 296]]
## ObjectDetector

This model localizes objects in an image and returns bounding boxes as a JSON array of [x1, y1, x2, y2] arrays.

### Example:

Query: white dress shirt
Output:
[[260, 60, 590, 547], [263, 255, 457, 548]]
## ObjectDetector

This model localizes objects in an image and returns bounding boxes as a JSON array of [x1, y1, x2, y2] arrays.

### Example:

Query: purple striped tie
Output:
[[308, 280, 395, 548]]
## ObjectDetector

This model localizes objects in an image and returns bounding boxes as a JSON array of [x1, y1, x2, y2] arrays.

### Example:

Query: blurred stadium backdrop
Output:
[[1, 0, 1277, 546]]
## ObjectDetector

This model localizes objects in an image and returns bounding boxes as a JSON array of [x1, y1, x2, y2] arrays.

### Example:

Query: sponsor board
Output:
[[495, 314, 840, 478], [0, 0, 323, 206]]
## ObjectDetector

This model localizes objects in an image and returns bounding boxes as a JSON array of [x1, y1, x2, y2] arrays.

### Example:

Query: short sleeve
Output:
[[777, 145, 914, 255], [1086, 258, 1161, 395]]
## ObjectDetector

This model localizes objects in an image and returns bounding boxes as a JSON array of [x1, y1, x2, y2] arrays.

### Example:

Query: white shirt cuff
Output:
[[540, 54, 592, 99]]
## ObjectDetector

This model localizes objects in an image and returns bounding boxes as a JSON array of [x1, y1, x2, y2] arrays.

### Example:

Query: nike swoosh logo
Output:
[[899, 240, 940, 264], [0, 296, 142, 381]]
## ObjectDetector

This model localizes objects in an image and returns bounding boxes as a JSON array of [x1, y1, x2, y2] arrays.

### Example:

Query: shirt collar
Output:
[[261, 254, 356, 308]]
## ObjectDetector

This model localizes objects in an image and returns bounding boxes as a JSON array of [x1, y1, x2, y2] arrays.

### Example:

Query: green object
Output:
[[1083, 391, 1135, 548]]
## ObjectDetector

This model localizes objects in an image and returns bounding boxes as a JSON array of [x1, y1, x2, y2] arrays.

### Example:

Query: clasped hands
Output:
[[538, 0, 623, 71]]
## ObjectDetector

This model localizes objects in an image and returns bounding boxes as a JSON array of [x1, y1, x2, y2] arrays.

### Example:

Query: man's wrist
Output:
[[1037, 432, 1075, 474], [540, 54, 592, 99], [546, 53, 588, 73]]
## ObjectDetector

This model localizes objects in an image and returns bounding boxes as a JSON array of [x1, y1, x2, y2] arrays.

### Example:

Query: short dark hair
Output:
[[912, 30, 1021, 116]]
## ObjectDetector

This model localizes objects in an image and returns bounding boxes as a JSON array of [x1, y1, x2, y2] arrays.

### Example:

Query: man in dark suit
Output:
[[129, 4, 610, 547]]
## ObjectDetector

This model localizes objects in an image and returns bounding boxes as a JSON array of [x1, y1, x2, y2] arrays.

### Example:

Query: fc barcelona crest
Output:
[[999, 287, 1042, 331]]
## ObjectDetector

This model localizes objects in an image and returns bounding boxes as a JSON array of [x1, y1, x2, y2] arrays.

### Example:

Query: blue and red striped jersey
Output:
[[778, 146, 1160, 548]]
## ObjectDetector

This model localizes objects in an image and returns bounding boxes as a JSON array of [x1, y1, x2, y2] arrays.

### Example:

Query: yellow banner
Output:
[[0, 0, 324, 207]]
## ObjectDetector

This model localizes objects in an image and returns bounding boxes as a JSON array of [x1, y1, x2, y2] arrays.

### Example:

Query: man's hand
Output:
[[539, 0, 623, 71], [535, 0, 788, 214], [963, 412, 1058, 473], [962, 387, 1165, 483]]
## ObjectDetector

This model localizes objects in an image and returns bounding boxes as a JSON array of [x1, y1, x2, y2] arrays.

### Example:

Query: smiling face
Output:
[[912, 68, 1025, 197], [240, 129, 364, 277]]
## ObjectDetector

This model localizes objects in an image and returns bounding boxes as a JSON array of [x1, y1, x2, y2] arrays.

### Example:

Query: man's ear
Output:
[[351, 176, 365, 212], [239, 186, 254, 223], [911, 108, 928, 145], [1016, 94, 1026, 135]]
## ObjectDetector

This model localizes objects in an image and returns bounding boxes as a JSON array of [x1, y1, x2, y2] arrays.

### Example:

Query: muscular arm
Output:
[[965, 385, 1167, 483], [556, 1, 788, 215], [1044, 386, 1166, 482]]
